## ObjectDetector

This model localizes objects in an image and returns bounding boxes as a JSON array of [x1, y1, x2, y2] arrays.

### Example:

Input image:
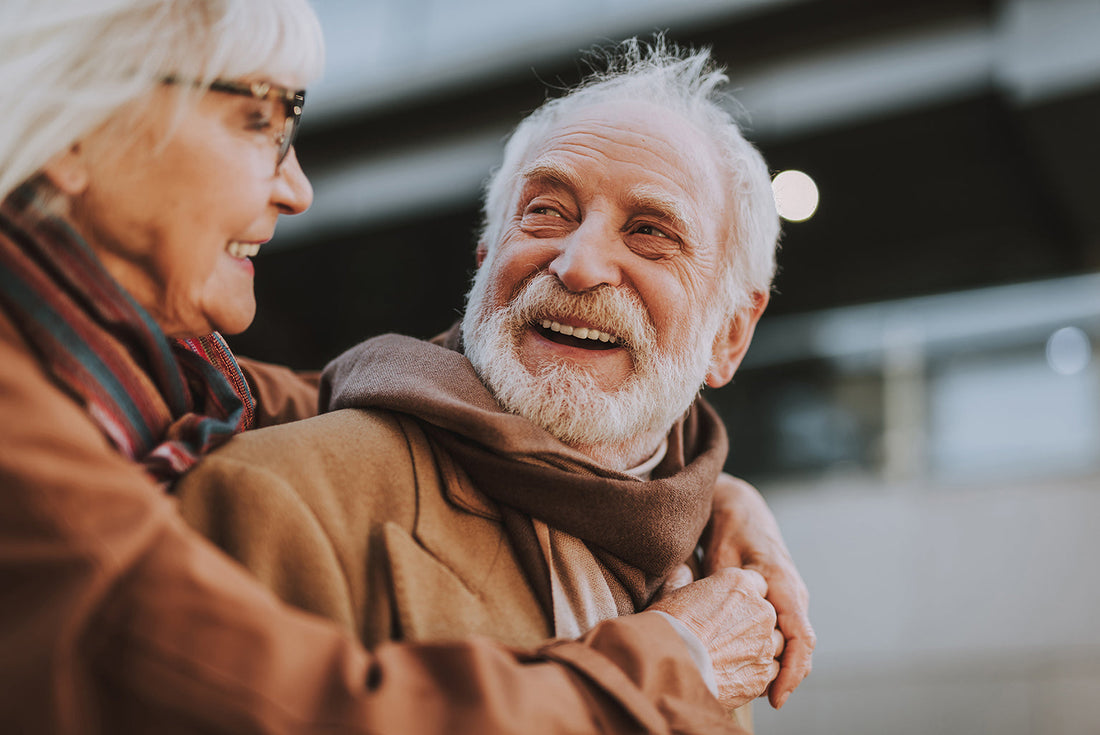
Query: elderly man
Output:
[[177, 38, 809, 733]]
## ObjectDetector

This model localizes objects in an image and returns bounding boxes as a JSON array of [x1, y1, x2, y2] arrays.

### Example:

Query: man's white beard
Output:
[[461, 268, 723, 455]]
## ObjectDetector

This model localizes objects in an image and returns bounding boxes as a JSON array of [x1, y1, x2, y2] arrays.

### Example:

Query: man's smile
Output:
[[534, 319, 622, 351]]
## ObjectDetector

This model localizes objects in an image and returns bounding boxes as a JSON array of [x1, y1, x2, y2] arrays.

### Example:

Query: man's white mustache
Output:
[[508, 274, 656, 355]]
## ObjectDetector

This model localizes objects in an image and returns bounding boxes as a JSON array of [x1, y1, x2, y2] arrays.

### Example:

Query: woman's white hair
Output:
[[479, 35, 780, 314], [0, 0, 325, 203]]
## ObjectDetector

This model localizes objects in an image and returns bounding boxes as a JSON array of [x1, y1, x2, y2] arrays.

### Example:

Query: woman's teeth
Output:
[[540, 319, 617, 344], [226, 241, 261, 258]]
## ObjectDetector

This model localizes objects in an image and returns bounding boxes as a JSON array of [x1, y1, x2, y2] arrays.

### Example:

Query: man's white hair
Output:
[[0, 0, 325, 203], [478, 34, 780, 315]]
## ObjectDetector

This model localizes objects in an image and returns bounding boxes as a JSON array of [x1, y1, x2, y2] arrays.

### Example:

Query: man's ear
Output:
[[705, 290, 769, 389], [475, 240, 488, 268], [41, 143, 91, 196]]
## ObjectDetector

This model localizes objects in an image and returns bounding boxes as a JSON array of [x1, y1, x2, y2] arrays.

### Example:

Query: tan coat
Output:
[[177, 407, 753, 732], [178, 408, 554, 649], [0, 308, 744, 734]]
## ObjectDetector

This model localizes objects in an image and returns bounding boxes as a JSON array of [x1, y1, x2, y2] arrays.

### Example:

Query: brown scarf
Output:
[[320, 327, 727, 614]]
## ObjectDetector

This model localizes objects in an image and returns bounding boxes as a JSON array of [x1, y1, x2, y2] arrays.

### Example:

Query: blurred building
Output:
[[234, 1, 1100, 732]]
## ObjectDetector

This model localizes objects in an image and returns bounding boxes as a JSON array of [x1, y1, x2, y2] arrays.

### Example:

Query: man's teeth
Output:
[[540, 319, 618, 344], [226, 241, 261, 258]]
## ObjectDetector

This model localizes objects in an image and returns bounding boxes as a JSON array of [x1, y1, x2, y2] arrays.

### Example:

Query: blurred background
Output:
[[234, 0, 1100, 732]]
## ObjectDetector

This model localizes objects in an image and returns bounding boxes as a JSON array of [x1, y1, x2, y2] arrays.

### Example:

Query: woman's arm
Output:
[[235, 355, 321, 426], [0, 319, 745, 735]]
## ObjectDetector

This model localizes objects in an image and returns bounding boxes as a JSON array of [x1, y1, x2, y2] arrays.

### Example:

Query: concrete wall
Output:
[[754, 472, 1100, 734]]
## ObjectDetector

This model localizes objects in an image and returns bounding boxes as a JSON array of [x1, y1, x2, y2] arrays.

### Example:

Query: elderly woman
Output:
[[0, 1, 812, 733]]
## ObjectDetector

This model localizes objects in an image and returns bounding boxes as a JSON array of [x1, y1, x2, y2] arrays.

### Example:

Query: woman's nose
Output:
[[273, 148, 313, 214]]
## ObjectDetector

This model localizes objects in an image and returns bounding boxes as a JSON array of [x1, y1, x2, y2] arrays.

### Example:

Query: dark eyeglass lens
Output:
[[277, 116, 296, 164]]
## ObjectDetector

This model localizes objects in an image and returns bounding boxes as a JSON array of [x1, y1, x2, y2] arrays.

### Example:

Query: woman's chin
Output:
[[160, 298, 257, 338], [201, 273, 258, 335], [212, 303, 258, 336]]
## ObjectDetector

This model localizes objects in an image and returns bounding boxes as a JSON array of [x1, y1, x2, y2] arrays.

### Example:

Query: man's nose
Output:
[[548, 218, 622, 292]]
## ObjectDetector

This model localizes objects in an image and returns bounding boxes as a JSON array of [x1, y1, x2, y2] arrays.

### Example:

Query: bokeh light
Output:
[[772, 169, 820, 222], [1046, 326, 1092, 375]]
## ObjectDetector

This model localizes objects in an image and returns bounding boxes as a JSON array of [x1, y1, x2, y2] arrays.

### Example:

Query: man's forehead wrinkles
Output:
[[527, 136, 691, 188], [519, 139, 629, 188], [544, 125, 682, 161]]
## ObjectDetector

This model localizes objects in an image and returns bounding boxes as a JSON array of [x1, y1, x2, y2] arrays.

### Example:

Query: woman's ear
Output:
[[41, 144, 90, 196], [705, 290, 770, 389], [475, 241, 488, 268]]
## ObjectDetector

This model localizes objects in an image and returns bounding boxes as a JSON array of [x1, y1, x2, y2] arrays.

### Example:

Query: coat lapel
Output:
[[383, 416, 550, 648], [383, 522, 550, 647]]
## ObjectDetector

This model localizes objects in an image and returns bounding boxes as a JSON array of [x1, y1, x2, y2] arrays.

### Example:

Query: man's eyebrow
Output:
[[517, 160, 581, 192], [626, 185, 699, 242]]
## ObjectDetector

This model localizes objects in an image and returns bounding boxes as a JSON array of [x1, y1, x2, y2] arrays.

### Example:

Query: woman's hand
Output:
[[700, 474, 815, 709]]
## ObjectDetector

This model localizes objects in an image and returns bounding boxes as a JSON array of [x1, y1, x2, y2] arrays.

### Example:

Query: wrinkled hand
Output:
[[649, 566, 782, 709], [700, 474, 815, 709]]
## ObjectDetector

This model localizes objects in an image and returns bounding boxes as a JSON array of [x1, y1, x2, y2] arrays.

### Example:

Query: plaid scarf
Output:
[[0, 184, 255, 485]]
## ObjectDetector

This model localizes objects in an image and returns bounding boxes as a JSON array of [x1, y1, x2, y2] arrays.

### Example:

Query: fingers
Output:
[[747, 557, 812, 709], [688, 570, 779, 709], [697, 473, 815, 709], [737, 567, 768, 598], [755, 627, 785, 705], [767, 609, 816, 709], [759, 560, 810, 616], [771, 627, 785, 659], [649, 565, 780, 709], [766, 658, 781, 692]]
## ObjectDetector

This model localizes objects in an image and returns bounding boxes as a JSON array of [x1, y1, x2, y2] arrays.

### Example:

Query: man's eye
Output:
[[530, 206, 563, 218], [635, 223, 670, 239]]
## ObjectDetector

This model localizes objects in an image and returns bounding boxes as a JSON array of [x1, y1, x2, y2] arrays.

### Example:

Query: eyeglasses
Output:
[[163, 77, 306, 170]]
